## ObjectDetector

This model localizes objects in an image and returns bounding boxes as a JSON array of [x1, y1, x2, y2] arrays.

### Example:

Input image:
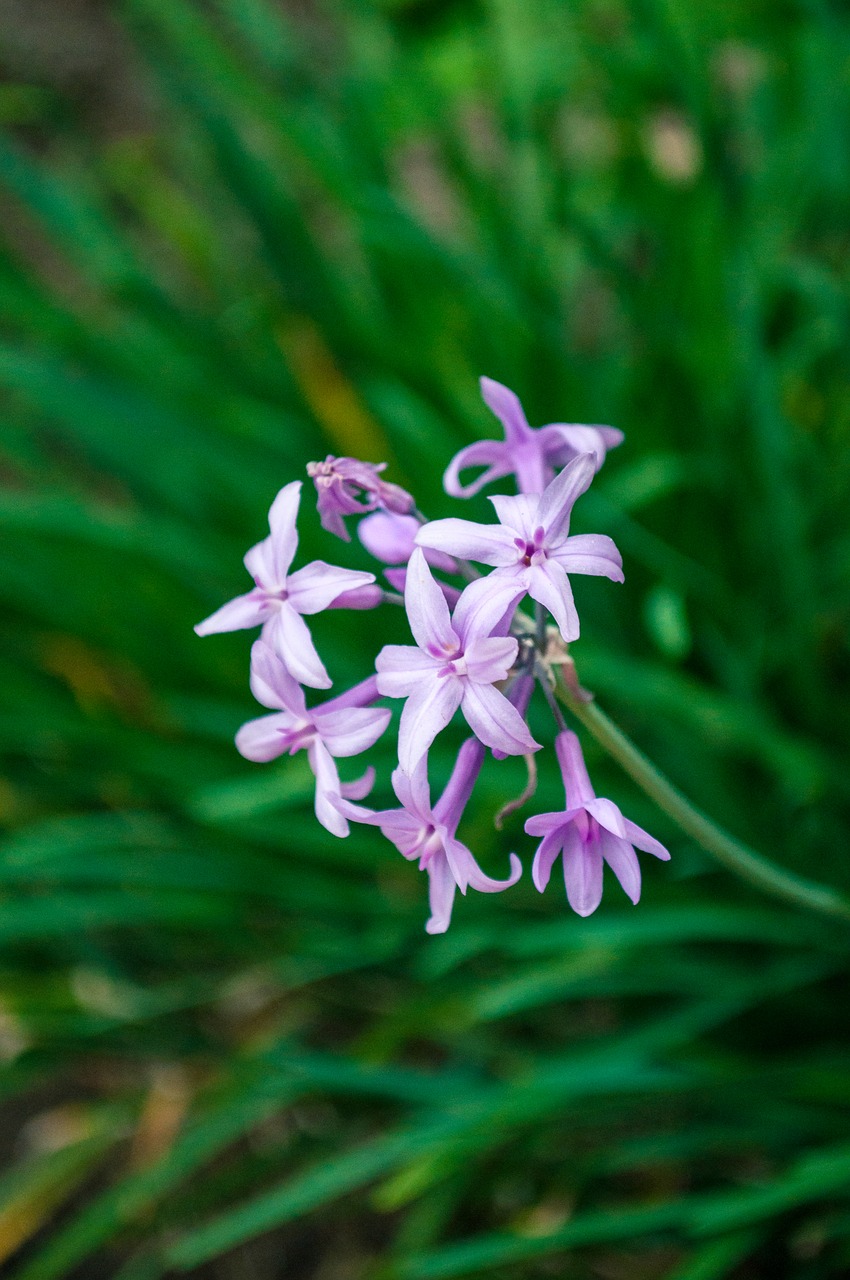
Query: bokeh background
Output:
[[1, 0, 850, 1276]]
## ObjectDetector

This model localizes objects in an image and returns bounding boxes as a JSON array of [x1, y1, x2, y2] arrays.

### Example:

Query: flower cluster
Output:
[[196, 378, 669, 932]]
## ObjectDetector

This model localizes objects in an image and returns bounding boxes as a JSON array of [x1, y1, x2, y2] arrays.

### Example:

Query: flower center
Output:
[[417, 825, 444, 867], [514, 526, 547, 567]]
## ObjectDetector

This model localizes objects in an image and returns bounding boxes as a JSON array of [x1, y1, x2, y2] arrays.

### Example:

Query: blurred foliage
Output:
[[0, 0, 849, 1275]]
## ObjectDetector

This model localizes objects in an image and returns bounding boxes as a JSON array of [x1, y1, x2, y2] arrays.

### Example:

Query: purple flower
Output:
[[307, 456, 414, 541], [416, 454, 623, 642], [236, 641, 391, 837], [338, 738, 521, 933], [525, 730, 669, 916], [194, 481, 375, 689], [375, 550, 539, 772], [444, 377, 623, 498], [358, 511, 456, 574]]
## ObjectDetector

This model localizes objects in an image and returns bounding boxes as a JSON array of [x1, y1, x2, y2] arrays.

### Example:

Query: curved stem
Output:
[[553, 670, 850, 925]]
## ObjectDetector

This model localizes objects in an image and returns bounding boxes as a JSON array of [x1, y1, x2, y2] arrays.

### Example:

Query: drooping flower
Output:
[[525, 730, 669, 916], [195, 481, 375, 688], [416, 454, 623, 642], [307, 456, 414, 541], [375, 550, 539, 772], [236, 641, 391, 837], [444, 377, 623, 498], [337, 738, 521, 933]]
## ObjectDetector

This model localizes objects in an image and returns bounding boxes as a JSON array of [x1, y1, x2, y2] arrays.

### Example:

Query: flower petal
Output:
[[405, 549, 458, 654], [527, 559, 580, 642], [552, 534, 623, 582], [286, 562, 376, 614], [376, 645, 441, 697], [525, 810, 578, 838], [249, 639, 306, 714], [314, 705, 391, 757], [308, 739, 348, 837], [479, 376, 532, 446], [339, 767, 376, 800], [452, 575, 526, 643], [454, 842, 523, 893], [443, 439, 514, 499], [460, 682, 541, 756], [563, 825, 604, 916], [554, 731, 596, 807], [531, 828, 565, 891], [623, 819, 670, 861], [267, 480, 302, 581], [432, 737, 485, 832], [390, 759, 433, 822], [397, 677, 463, 773], [235, 711, 294, 763], [461, 634, 518, 684], [599, 829, 642, 904], [585, 796, 628, 839], [416, 519, 518, 567], [539, 423, 622, 469], [489, 493, 540, 539], [194, 589, 269, 637], [358, 511, 420, 563], [268, 603, 331, 689], [424, 852, 457, 934], [537, 453, 596, 543]]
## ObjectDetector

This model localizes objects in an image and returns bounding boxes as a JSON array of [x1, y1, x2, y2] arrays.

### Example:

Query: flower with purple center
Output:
[[444, 376, 623, 498], [194, 481, 374, 689], [417, 454, 623, 642], [338, 738, 521, 934], [307, 455, 414, 541], [236, 640, 391, 837], [525, 730, 669, 916], [375, 550, 539, 772]]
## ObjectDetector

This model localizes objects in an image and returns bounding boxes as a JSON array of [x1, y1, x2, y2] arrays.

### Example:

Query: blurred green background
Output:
[[1, 0, 849, 1276]]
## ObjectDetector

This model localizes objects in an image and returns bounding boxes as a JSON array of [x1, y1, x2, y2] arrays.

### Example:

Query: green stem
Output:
[[552, 671, 850, 925]]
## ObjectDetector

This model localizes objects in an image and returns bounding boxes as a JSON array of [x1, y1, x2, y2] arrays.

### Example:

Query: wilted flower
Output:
[[307, 455, 414, 541]]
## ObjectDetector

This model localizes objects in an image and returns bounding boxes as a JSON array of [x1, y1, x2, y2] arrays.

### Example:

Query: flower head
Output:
[[417, 454, 623, 642], [307, 456, 414, 541], [339, 738, 521, 933], [444, 377, 623, 498], [376, 550, 539, 772], [525, 730, 669, 916], [236, 641, 390, 837], [195, 481, 375, 688]]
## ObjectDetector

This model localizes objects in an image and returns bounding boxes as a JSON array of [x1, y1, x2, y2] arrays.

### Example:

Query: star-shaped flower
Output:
[[338, 739, 521, 933], [375, 550, 539, 772], [525, 730, 669, 916], [236, 641, 390, 837], [444, 377, 623, 498], [417, 454, 623, 642], [195, 481, 375, 688]]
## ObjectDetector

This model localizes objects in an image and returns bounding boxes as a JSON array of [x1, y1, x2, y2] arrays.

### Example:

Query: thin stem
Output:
[[536, 663, 567, 733], [552, 669, 850, 925]]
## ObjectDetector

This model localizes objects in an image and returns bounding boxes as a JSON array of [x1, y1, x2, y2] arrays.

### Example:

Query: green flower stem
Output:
[[552, 670, 850, 925]]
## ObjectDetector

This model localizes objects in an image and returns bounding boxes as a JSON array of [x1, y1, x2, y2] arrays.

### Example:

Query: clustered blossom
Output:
[[196, 377, 669, 933]]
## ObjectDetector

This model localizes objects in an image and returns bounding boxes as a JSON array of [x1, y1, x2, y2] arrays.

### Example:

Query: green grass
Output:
[[0, 0, 849, 1275]]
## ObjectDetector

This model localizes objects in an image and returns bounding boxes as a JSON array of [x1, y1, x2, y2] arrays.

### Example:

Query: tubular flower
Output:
[[236, 641, 390, 837], [338, 739, 521, 934], [376, 550, 539, 772], [444, 376, 623, 498], [525, 730, 669, 916], [417, 454, 623, 642], [195, 481, 374, 688], [307, 455, 414, 541]]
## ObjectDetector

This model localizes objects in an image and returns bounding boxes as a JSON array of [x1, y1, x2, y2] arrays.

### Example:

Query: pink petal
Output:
[[404, 550, 458, 654], [600, 829, 642, 904], [453, 842, 523, 893], [375, 644, 441, 697], [585, 796, 628, 839], [267, 480, 302, 581], [308, 739, 348, 837], [432, 737, 485, 833], [452, 575, 526, 644], [540, 424, 622, 469], [424, 851, 457, 934], [358, 511, 420, 563], [286, 562, 376, 614], [461, 634, 518, 684], [527, 559, 579, 642], [623, 819, 670, 861], [552, 534, 623, 582], [537, 453, 596, 543], [416, 518, 518, 567], [489, 493, 540, 539], [315, 706, 391, 757], [268, 603, 331, 689], [339, 767, 376, 800], [235, 711, 295, 763], [326, 583, 384, 611], [391, 758, 432, 822], [525, 810, 575, 838], [562, 826, 604, 916], [460, 682, 541, 756], [249, 639, 306, 714], [554, 732, 596, 807], [397, 677, 464, 774], [243, 537, 277, 589], [479, 376, 532, 446], [531, 829, 564, 892], [442, 439, 513, 499], [194, 589, 269, 636]]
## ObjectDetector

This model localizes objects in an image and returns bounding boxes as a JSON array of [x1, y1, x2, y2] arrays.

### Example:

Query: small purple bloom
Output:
[[376, 550, 539, 772], [444, 377, 623, 498], [416, 454, 623, 642], [307, 455, 414, 541], [525, 730, 669, 916], [338, 738, 521, 933], [236, 641, 391, 837], [195, 481, 375, 689]]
